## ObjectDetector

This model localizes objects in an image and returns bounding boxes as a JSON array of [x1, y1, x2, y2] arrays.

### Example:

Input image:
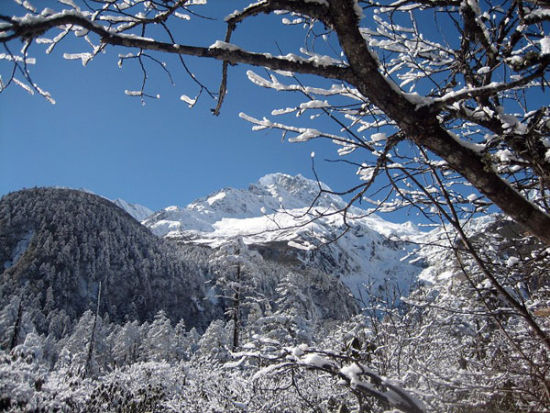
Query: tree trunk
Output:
[[232, 265, 241, 351], [9, 298, 23, 351], [328, 0, 550, 245]]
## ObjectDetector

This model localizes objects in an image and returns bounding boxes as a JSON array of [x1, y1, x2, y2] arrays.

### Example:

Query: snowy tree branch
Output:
[[0, 11, 352, 81], [2, 0, 550, 245]]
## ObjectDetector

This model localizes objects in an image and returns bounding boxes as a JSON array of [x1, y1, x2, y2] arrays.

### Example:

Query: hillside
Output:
[[1, 178, 548, 412], [0, 187, 218, 333]]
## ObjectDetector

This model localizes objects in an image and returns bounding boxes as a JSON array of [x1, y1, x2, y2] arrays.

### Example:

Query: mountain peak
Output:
[[256, 173, 342, 210], [144, 173, 350, 237], [258, 172, 317, 191], [143, 173, 421, 248]]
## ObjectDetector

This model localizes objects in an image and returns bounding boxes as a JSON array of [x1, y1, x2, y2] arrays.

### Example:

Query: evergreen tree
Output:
[[197, 319, 230, 361], [143, 310, 176, 362], [209, 238, 267, 350]]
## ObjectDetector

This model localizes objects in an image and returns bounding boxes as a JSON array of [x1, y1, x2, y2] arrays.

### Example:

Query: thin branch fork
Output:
[[252, 350, 425, 413], [0, 11, 352, 82]]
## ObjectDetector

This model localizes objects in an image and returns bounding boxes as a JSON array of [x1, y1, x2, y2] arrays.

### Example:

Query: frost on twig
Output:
[[1, 0, 550, 242], [233, 342, 425, 413]]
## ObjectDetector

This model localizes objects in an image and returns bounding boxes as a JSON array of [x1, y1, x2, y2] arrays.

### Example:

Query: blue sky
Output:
[[4, 1, 531, 225], [1, 1, 373, 214]]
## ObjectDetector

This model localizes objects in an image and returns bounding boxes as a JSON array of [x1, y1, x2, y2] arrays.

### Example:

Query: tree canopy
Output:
[[2, 0, 549, 244], [2, 2, 550, 401]]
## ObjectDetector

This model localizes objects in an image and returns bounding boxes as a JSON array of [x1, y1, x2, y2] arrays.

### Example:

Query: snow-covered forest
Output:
[[1, 175, 549, 412], [1, 0, 550, 411]]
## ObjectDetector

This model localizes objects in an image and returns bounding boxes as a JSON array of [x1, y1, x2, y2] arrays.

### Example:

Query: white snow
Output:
[[300, 353, 334, 368], [207, 191, 226, 206], [307, 54, 342, 67], [0, 54, 36, 64], [124, 90, 142, 96], [174, 12, 190, 21], [180, 94, 197, 107], [117, 33, 155, 42], [340, 363, 363, 379], [62, 52, 93, 66], [299, 100, 330, 110], [477, 66, 491, 74], [289, 128, 321, 142], [496, 149, 514, 162], [506, 256, 519, 267], [541, 37, 550, 55], [143, 173, 425, 305], [526, 9, 550, 21], [287, 240, 314, 251], [272, 107, 296, 116], [4, 231, 33, 270], [12, 78, 34, 95], [371, 132, 387, 142], [403, 92, 434, 108], [209, 41, 241, 52], [239, 111, 344, 142]]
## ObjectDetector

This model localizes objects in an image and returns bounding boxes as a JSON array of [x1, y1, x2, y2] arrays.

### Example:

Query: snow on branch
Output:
[[429, 71, 550, 111], [0, 9, 353, 80], [242, 345, 426, 413], [246, 70, 361, 99], [62, 52, 93, 66], [239, 112, 352, 144]]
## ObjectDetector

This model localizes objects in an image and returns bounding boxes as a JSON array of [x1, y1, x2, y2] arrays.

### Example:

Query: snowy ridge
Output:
[[144, 173, 418, 240], [112, 198, 154, 222], [52, 185, 154, 222], [143, 173, 344, 236], [144, 173, 425, 302]]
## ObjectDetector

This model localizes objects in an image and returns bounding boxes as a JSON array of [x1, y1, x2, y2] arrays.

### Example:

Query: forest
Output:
[[0, 181, 548, 412], [1, 0, 550, 411]]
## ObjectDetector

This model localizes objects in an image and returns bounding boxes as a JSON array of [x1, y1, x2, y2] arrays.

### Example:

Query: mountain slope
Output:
[[112, 198, 154, 221], [0, 188, 218, 334], [51, 186, 154, 222], [143, 174, 346, 236]]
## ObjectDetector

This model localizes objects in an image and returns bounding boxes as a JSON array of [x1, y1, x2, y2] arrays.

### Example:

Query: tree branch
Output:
[[327, 0, 550, 245], [1, 11, 352, 81]]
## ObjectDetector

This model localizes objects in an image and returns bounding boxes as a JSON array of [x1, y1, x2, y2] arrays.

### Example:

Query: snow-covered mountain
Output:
[[112, 198, 154, 221], [144, 173, 419, 240], [143, 174, 342, 236], [144, 173, 426, 301], [52, 186, 155, 222]]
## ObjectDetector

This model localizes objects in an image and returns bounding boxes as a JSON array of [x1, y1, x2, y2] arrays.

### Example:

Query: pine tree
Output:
[[83, 281, 102, 378], [143, 310, 176, 362], [209, 238, 267, 350]]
